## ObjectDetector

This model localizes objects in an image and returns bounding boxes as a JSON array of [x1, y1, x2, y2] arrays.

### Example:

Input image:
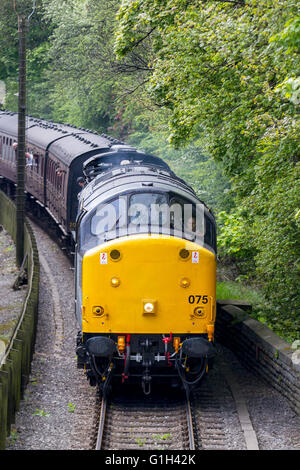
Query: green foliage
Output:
[[135, 437, 146, 447], [0, 0, 54, 117], [0, 0, 19, 80], [0, 0, 298, 341], [32, 408, 50, 417], [115, 0, 300, 341], [269, 16, 300, 53], [126, 107, 234, 214], [9, 428, 18, 443], [217, 211, 255, 260], [152, 433, 171, 440], [13, 0, 36, 17], [37, 0, 155, 133], [68, 402, 76, 413]]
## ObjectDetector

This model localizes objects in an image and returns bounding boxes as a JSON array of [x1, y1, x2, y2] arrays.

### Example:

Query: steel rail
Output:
[[95, 397, 107, 450], [186, 394, 195, 450]]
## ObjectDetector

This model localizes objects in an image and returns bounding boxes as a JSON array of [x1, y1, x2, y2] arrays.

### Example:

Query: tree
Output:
[[115, 0, 300, 338]]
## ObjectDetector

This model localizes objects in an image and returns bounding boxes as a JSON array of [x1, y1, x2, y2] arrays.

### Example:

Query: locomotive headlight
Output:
[[111, 277, 120, 287], [142, 300, 157, 314], [144, 302, 154, 313]]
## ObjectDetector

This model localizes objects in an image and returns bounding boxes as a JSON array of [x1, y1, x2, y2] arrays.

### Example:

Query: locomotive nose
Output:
[[81, 234, 216, 335]]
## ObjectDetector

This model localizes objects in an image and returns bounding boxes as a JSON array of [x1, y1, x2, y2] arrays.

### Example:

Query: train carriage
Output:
[[0, 110, 120, 234]]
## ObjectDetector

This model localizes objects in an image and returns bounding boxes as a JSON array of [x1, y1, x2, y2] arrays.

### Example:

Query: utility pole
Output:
[[16, 15, 28, 267], [14, 1, 36, 267]]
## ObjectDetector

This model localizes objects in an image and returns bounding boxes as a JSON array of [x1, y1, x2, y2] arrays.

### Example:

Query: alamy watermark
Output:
[[89, 197, 205, 243]]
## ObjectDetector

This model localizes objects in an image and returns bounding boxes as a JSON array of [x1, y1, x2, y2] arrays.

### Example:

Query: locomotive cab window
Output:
[[80, 196, 126, 253], [128, 192, 168, 235], [79, 191, 216, 254]]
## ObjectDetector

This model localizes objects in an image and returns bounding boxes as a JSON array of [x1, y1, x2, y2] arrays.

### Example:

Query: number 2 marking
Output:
[[100, 253, 107, 264]]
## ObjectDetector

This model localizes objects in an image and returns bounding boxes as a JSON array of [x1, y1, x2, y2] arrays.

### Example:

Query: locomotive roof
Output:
[[79, 164, 217, 224], [83, 147, 171, 181]]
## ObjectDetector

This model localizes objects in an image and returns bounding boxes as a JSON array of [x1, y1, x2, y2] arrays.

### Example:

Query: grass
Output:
[[9, 429, 18, 443], [135, 437, 146, 447], [217, 281, 265, 306], [68, 403, 76, 413], [216, 280, 299, 344], [152, 433, 171, 441], [32, 409, 50, 417]]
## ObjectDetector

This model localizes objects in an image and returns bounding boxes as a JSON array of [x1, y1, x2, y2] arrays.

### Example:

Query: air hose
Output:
[[175, 356, 208, 386]]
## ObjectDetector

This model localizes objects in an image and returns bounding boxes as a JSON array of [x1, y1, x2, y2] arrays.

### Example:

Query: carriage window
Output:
[[61, 172, 65, 193], [32, 153, 39, 171], [55, 166, 64, 191], [50, 161, 54, 183], [40, 157, 44, 175]]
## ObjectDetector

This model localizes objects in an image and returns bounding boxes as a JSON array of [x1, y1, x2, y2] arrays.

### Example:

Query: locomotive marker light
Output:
[[117, 336, 125, 353], [111, 277, 120, 287], [180, 278, 190, 288], [207, 324, 215, 342], [173, 336, 181, 353]]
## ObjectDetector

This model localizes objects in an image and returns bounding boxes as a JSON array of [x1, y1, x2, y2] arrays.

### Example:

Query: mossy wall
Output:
[[0, 190, 39, 449]]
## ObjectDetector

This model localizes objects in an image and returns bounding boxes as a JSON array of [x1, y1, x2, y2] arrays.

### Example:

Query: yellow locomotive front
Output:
[[82, 235, 216, 337], [75, 155, 217, 395]]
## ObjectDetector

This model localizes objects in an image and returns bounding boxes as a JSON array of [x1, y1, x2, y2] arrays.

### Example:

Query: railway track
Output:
[[93, 383, 229, 451]]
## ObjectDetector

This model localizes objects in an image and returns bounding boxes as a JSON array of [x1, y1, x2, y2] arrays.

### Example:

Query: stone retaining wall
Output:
[[216, 300, 300, 415]]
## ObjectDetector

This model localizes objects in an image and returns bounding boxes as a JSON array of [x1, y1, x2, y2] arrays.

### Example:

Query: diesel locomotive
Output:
[[0, 110, 216, 396]]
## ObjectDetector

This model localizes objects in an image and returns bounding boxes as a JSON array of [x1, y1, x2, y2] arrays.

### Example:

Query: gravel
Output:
[[6, 222, 93, 450]]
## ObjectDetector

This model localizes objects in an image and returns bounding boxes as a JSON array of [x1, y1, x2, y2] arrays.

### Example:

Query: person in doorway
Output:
[[77, 176, 85, 189], [77, 176, 85, 200], [25, 151, 34, 167]]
